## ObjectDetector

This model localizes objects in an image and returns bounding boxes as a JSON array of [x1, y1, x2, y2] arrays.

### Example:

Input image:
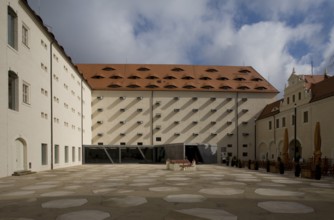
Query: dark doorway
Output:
[[185, 145, 203, 163]]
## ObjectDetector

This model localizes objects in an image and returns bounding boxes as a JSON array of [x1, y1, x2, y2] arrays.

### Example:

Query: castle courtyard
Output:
[[0, 164, 333, 220]]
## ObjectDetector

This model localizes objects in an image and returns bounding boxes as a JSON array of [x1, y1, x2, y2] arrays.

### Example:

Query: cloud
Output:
[[28, 0, 334, 95]]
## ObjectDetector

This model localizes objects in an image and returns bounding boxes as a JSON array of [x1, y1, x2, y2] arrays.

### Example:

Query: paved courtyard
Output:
[[0, 164, 333, 220]]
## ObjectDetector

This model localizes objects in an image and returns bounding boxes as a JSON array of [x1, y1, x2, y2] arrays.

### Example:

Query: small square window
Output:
[[137, 142, 143, 145], [227, 144, 232, 148], [242, 144, 248, 148], [156, 137, 162, 142], [120, 142, 126, 145], [242, 152, 248, 157]]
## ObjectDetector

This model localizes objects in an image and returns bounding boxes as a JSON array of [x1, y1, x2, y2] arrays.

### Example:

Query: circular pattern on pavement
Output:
[[258, 201, 314, 213], [176, 208, 237, 220], [103, 196, 147, 207], [42, 199, 88, 208], [164, 194, 206, 203], [199, 188, 244, 196], [56, 210, 110, 220], [255, 188, 304, 196], [149, 186, 180, 192]]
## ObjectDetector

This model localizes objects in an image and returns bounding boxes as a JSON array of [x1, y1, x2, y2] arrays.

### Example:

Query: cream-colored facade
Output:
[[0, 0, 91, 178], [1, 0, 279, 177], [92, 90, 276, 161], [256, 71, 334, 162]]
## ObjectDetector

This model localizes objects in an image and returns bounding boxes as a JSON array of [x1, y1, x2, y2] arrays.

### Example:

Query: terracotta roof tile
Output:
[[77, 64, 278, 93], [257, 99, 282, 120], [310, 75, 334, 102]]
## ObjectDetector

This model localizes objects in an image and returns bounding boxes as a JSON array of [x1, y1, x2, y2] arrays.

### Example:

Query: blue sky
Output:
[[27, 0, 334, 94]]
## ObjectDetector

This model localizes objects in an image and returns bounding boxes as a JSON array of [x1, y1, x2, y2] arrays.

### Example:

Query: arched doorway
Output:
[[289, 139, 302, 161], [14, 138, 27, 171]]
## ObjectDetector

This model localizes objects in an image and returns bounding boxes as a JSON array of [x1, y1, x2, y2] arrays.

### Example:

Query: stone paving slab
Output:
[[0, 164, 334, 220]]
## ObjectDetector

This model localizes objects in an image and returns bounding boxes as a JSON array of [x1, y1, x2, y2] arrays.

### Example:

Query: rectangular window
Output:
[[276, 118, 279, 128], [22, 82, 30, 105], [292, 115, 296, 126], [8, 6, 17, 49], [8, 71, 18, 110], [242, 152, 248, 157], [72, 147, 75, 162], [54, 145, 59, 164], [287, 97, 290, 104], [303, 111, 309, 123], [156, 137, 162, 142], [293, 95, 295, 102], [41, 143, 48, 165], [269, 121, 272, 130], [22, 24, 29, 47], [65, 146, 69, 163], [282, 117, 286, 127], [227, 144, 232, 148], [78, 147, 81, 161], [298, 92, 301, 100], [242, 144, 248, 148]]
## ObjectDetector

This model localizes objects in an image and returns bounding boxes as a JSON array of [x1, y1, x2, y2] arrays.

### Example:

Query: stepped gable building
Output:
[[78, 64, 278, 163], [256, 70, 334, 162]]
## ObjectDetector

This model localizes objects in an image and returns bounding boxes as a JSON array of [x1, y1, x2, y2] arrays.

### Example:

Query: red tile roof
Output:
[[77, 64, 278, 93], [310, 75, 334, 102], [256, 99, 282, 120]]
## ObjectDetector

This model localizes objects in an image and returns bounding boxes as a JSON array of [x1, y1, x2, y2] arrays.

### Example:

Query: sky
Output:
[[27, 0, 334, 94]]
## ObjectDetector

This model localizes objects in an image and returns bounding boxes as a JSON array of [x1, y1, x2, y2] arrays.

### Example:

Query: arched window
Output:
[[8, 71, 18, 110], [8, 6, 18, 49]]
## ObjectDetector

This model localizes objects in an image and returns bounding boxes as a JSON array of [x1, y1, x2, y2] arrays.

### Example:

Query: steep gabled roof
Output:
[[77, 64, 278, 93], [310, 75, 334, 102], [257, 99, 282, 120]]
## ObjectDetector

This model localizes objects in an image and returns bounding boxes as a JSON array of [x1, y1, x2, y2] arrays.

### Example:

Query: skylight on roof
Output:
[[102, 67, 115, 71]]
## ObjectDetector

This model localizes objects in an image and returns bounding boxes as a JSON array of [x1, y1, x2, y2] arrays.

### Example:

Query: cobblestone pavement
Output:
[[0, 164, 333, 220]]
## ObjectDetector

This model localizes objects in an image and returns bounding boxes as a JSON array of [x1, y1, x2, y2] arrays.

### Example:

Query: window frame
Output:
[[8, 71, 19, 111], [22, 23, 29, 47], [8, 6, 18, 49], [22, 81, 30, 105]]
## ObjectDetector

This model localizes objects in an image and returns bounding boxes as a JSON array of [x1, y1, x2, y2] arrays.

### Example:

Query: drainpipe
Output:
[[50, 41, 54, 170], [254, 119, 257, 160], [80, 79, 83, 163], [236, 92, 239, 159], [294, 104, 297, 161]]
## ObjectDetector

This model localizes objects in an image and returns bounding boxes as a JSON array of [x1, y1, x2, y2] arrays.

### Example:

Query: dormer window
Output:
[[251, 77, 262, 81], [146, 75, 159, 79], [234, 77, 246, 81], [164, 84, 177, 89], [183, 84, 196, 89], [164, 75, 177, 80], [199, 76, 212, 80], [239, 69, 251, 73], [128, 75, 141, 79], [206, 68, 218, 72], [108, 83, 122, 88], [137, 67, 150, 71], [91, 74, 105, 79], [127, 84, 140, 88], [110, 75, 123, 79], [237, 86, 250, 90], [201, 85, 214, 89], [217, 76, 229, 81], [182, 75, 194, 80], [255, 86, 267, 90], [146, 84, 159, 89], [171, 67, 184, 72], [220, 85, 232, 90], [102, 67, 115, 71]]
